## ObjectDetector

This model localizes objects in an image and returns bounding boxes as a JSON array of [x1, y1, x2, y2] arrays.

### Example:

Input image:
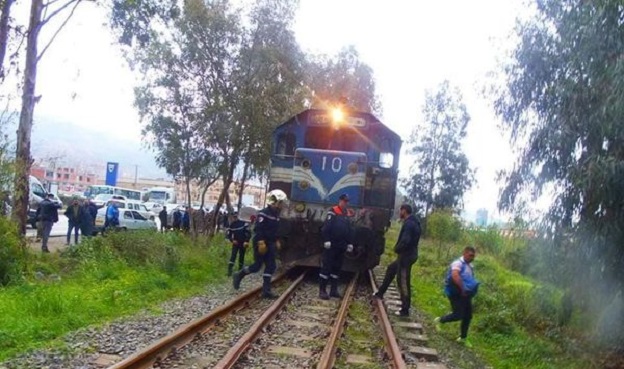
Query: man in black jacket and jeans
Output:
[[373, 204, 421, 316]]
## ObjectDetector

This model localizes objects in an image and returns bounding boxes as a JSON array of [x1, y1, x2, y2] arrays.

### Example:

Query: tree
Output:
[[494, 0, 624, 343], [403, 80, 474, 218], [307, 45, 381, 114], [229, 0, 307, 210], [128, 0, 231, 220], [13, 0, 87, 235]]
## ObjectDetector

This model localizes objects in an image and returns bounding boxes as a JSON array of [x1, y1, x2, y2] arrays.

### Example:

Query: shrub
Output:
[[0, 217, 27, 286], [426, 209, 463, 259]]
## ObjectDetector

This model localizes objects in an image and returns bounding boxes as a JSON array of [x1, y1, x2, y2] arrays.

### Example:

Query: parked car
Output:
[[94, 208, 157, 233], [97, 199, 154, 221]]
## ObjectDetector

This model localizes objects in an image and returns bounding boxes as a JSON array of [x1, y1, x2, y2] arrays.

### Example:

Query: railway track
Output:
[[107, 267, 447, 369]]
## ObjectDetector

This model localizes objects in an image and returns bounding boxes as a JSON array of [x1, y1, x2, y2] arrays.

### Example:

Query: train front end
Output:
[[269, 108, 401, 272]]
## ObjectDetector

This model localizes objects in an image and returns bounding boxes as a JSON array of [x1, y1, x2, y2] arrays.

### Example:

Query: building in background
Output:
[[31, 158, 266, 207], [476, 208, 488, 227], [30, 164, 97, 195]]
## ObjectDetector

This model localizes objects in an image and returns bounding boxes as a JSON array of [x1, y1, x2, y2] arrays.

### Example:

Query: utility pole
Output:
[[134, 164, 138, 188]]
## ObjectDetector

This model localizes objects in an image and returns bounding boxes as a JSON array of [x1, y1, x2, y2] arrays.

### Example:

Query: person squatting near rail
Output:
[[435, 246, 480, 347], [232, 189, 288, 299], [319, 193, 355, 300], [373, 204, 421, 316], [226, 212, 252, 276]]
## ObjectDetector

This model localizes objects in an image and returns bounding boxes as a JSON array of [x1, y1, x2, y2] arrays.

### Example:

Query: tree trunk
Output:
[[0, 0, 14, 79], [12, 0, 43, 235], [236, 159, 250, 211]]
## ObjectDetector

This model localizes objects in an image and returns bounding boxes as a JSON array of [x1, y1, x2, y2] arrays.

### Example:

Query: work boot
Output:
[[233, 269, 247, 290], [227, 264, 233, 277], [262, 276, 278, 299], [319, 278, 329, 300], [329, 279, 341, 298]]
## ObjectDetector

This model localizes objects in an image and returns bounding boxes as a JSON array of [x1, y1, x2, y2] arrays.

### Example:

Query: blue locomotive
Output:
[[269, 107, 402, 272]]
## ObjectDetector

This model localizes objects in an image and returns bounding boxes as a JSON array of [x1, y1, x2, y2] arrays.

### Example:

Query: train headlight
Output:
[[294, 202, 306, 213], [332, 108, 344, 124]]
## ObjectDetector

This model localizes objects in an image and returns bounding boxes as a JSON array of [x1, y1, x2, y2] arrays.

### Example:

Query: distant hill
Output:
[[28, 116, 166, 179]]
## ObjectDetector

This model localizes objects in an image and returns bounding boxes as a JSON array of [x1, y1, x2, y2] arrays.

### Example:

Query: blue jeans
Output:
[[67, 223, 79, 244], [41, 221, 53, 251]]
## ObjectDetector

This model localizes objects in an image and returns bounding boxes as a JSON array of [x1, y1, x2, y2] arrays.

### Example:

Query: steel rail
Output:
[[316, 273, 359, 369], [213, 270, 308, 369], [108, 271, 289, 369], [368, 269, 407, 369]]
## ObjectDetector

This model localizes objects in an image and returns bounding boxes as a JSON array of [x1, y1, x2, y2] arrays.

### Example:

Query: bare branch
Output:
[[37, 0, 80, 62], [40, 0, 79, 26]]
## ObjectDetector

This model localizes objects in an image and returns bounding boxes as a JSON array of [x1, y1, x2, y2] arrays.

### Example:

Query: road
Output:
[[25, 214, 69, 238]]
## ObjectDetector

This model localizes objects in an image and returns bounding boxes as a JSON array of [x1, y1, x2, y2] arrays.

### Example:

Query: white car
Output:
[[99, 199, 155, 221], [95, 208, 157, 232]]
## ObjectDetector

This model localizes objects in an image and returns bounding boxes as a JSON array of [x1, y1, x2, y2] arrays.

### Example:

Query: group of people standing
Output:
[[36, 195, 99, 252], [228, 189, 479, 345]]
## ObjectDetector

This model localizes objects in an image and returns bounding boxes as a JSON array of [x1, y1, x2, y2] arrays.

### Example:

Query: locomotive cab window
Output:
[[275, 132, 296, 157], [378, 137, 395, 168], [379, 152, 394, 168]]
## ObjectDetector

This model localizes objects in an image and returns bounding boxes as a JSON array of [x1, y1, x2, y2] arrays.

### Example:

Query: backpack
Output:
[[444, 259, 480, 297]]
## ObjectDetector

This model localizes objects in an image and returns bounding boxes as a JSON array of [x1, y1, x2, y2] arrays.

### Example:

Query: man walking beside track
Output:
[[319, 193, 354, 300], [373, 204, 421, 317], [435, 246, 479, 347], [226, 212, 251, 276]]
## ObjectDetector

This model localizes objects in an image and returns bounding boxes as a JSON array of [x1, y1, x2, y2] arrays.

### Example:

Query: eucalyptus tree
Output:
[[307, 45, 381, 114], [13, 0, 90, 235], [229, 0, 307, 210], [494, 0, 624, 340], [403, 80, 474, 217]]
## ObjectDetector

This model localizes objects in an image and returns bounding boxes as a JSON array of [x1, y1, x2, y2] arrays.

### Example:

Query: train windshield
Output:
[[304, 127, 367, 152]]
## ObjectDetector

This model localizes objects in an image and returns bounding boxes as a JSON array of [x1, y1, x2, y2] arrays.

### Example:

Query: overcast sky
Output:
[[8, 0, 526, 220]]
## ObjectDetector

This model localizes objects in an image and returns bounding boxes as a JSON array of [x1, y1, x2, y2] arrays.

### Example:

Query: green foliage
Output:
[[0, 232, 230, 360], [0, 217, 27, 286], [306, 45, 381, 114], [403, 80, 474, 216], [426, 209, 462, 259], [382, 223, 592, 368], [494, 0, 624, 346]]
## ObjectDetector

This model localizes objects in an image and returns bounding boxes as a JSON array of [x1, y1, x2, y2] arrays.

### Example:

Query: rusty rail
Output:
[[368, 269, 407, 369], [316, 273, 359, 369], [108, 271, 289, 369], [213, 270, 308, 369]]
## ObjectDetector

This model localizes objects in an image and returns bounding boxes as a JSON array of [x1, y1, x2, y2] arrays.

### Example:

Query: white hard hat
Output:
[[267, 189, 288, 205]]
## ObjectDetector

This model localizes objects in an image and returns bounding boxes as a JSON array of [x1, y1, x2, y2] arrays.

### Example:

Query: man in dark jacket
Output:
[[373, 204, 421, 316], [172, 208, 181, 231], [64, 199, 81, 245], [233, 189, 287, 299], [226, 212, 251, 276], [319, 193, 354, 300], [79, 199, 94, 239], [36, 194, 59, 253], [159, 206, 168, 232]]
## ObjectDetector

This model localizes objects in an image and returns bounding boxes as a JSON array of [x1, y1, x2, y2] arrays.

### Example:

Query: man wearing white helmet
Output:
[[233, 189, 287, 299]]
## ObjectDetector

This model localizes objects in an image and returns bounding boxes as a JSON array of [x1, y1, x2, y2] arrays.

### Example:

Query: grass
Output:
[[381, 223, 595, 369], [0, 231, 232, 361]]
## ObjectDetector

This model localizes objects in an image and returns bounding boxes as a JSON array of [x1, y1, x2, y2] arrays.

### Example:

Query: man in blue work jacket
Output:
[[227, 212, 252, 276], [233, 189, 288, 299], [319, 193, 354, 300]]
